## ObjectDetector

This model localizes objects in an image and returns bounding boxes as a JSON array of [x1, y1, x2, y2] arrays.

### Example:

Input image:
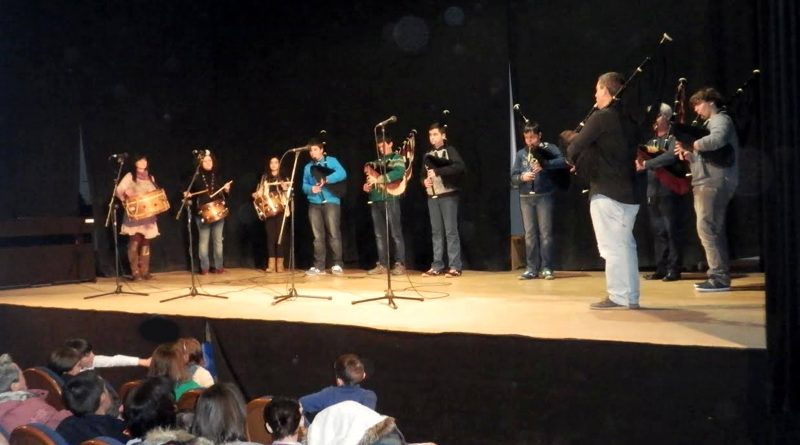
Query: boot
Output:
[[265, 257, 276, 273], [139, 243, 153, 280], [127, 238, 141, 280], [276, 256, 285, 273]]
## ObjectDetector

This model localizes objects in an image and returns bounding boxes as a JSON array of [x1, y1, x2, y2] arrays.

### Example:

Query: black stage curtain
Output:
[[759, 0, 800, 442]]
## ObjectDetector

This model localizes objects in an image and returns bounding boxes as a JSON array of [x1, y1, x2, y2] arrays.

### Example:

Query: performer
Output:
[[420, 122, 464, 277], [563, 72, 640, 310], [362, 136, 406, 276], [184, 152, 231, 275], [302, 139, 347, 276], [510, 122, 567, 280], [252, 156, 290, 273], [115, 154, 160, 280], [635, 104, 685, 282], [674, 87, 739, 292]]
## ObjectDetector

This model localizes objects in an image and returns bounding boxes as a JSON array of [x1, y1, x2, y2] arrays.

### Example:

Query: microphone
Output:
[[108, 152, 128, 161], [375, 116, 397, 127], [288, 145, 310, 153]]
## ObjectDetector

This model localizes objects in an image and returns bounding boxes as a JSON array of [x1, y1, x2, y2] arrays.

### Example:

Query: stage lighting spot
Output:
[[393, 15, 429, 53], [139, 316, 180, 344], [443, 6, 465, 26]]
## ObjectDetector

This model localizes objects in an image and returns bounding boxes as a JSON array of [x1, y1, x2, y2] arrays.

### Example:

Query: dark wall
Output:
[[0, 0, 761, 273]]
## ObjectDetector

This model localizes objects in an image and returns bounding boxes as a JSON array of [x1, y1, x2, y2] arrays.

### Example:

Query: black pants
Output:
[[264, 215, 285, 258], [648, 194, 685, 274]]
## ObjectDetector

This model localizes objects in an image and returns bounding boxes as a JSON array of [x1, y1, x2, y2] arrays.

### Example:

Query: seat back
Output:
[[0, 424, 9, 440], [176, 388, 204, 412], [9, 423, 69, 445], [79, 437, 126, 445], [21, 368, 64, 410], [117, 380, 142, 405], [245, 396, 273, 445]]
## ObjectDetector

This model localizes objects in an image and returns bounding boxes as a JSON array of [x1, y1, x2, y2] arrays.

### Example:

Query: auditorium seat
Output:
[[21, 368, 64, 410], [176, 388, 204, 412], [79, 437, 126, 445], [1, 424, 9, 441], [117, 380, 142, 404], [245, 396, 273, 445], [9, 423, 69, 445]]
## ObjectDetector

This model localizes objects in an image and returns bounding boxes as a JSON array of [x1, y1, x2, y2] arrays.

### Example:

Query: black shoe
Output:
[[644, 272, 666, 280], [662, 272, 681, 282], [695, 281, 730, 292]]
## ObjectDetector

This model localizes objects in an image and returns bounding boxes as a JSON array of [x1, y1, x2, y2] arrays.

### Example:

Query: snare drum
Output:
[[199, 199, 229, 224], [124, 189, 170, 221], [253, 191, 286, 220]]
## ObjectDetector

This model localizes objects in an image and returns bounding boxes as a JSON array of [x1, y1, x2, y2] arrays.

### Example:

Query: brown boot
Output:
[[265, 257, 276, 273], [139, 243, 153, 280], [127, 237, 141, 280], [276, 256, 285, 273]]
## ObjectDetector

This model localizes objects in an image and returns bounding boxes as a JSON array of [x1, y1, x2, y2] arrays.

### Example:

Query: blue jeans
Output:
[[427, 195, 462, 271], [589, 194, 640, 306], [647, 194, 684, 274], [195, 217, 224, 270], [519, 192, 555, 273], [370, 200, 405, 266], [693, 183, 735, 286], [308, 203, 342, 270]]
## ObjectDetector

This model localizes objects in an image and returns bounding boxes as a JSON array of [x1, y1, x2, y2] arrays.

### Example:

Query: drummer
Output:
[[251, 156, 290, 273], [115, 154, 161, 280], [184, 152, 232, 274]]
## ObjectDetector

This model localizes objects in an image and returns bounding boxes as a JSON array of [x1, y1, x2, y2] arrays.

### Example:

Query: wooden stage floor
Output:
[[0, 268, 765, 349]]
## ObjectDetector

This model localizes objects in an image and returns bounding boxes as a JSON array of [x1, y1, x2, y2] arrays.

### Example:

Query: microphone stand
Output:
[[86, 159, 148, 299], [352, 125, 423, 309], [273, 147, 332, 305], [161, 159, 226, 303]]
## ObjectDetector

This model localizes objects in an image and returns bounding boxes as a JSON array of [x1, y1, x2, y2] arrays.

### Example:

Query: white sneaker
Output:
[[305, 267, 322, 276], [331, 265, 344, 275]]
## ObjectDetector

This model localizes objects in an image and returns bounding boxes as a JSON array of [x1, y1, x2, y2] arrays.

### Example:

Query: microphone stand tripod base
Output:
[[85, 283, 148, 300], [160, 285, 228, 303], [351, 288, 424, 310]]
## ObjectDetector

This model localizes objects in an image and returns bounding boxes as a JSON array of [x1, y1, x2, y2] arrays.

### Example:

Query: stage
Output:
[[0, 268, 766, 349]]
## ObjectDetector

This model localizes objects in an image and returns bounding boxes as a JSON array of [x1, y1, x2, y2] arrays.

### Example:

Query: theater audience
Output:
[[123, 377, 176, 445], [148, 344, 202, 400], [189, 383, 257, 445], [305, 401, 435, 445], [175, 338, 214, 388], [65, 338, 151, 372], [56, 371, 127, 445], [47, 346, 82, 378], [0, 353, 71, 432], [300, 353, 376, 423], [265, 397, 303, 445]]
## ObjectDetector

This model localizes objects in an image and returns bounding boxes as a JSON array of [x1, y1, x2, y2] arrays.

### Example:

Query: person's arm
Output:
[[566, 111, 606, 164], [695, 114, 733, 152], [542, 144, 567, 169], [379, 155, 406, 183], [645, 140, 678, 170], [298, 388, 329, 415], [326, 157, 347, 184], [115, 173, 133, 200], [434, 146, 465, 176], [93, 354, 143, 368], [192, 366, 215, 387], [301, 165, 314, 195], [510, 150, 524, 185]]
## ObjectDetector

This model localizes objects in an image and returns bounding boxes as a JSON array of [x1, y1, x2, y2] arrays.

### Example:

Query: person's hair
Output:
[[123, 376, 177, 438], [126, 153, 153, 183], [597, 72, 625, 97], [200, 151, 218, 172], [0, 353, 20, 393], [190, 383, 248, 444], [64, 338, 92, 357], [428, 122, 447, 134], [306, 138, 325, 150], [148, 343, 189, 382], [658, 103, 673, 120], [334, 353, 366, 385], [522, 122, 542, 135], [689, 87, 725, 108], [265, 397, 301, 440], [47, 346, 82, 375], [62, 370, 106, 416], [176, 338, 204, 366]]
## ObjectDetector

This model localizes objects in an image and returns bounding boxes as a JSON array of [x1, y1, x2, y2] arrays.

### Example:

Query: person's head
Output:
[[654, 103, 673, 133], [0, 353, 26, 393], [689, 87, 724, 120], [268, 156, 281, 173], [190, 383, 247, 444], [334, 353, 366, 386], [133, 154, 148, 171], [522, 122, 542, 147], [595, 72, 625, 109], [176, 337, 204, 367], [64, 338, 95, 370], [148, 343, 189, 382], [265, 397, 302, 441], [200, 152, 217, 172], [428, 122, 446, 148], [307, 139, 325, 162], [62, 370, 111, 416], [123, 376, 177, 439], [376, 136, 394, 156], [48, 346, 82, 376]]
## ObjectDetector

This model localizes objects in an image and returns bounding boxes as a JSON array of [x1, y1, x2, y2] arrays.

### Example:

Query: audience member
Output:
[[123, 377, 176, 445], [47, 346, 82, 378], [0, 353, 72, 432], [56, 371, 128, 445], [65, 338, 151, 372], [189, 383, 258, 445], [264, 397, 303, 445], [148, 344, 201, 400], [175, 338, 214, 388], [305, 401, 435, 445], [300, 354, 377, 422]]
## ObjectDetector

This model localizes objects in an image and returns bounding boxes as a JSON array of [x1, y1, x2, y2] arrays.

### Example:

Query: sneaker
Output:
[[444, 269, 462, 278], [662, 271, 681, 282], [421, 268, 443, 277], [305, 267, 322, 276], [590, 297, 639, 310], [541, 268, 555, 280], [331, 265, 344, 275], [644, 271, 666, 280], [695, 280, 730, 292], [391, 262, 406, 276], [519, 271, 538, 280], [367, 264, 386, 275]]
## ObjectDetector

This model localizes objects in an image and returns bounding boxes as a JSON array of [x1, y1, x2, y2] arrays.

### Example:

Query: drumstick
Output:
[[209, 180, 234, 199]]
